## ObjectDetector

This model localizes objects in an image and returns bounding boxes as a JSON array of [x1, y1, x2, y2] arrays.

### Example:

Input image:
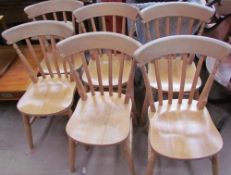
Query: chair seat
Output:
[[148, 58, 201, 92], [82, 53, 132, 87], [41, 52, 82, 74], [17, 75, 76, 116], [66, 92, 132, 145], [148, 99, 223, 159]]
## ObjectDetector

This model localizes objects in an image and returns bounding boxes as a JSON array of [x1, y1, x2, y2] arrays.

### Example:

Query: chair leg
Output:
[[211, 154, 219, 175], [122, 135, 136, 175], [69, 137, 76, 172], [22, 114, 33, 149], [141, 92, 149, 126], [146, 141, 156, 175], [131, 93, 138, 126]]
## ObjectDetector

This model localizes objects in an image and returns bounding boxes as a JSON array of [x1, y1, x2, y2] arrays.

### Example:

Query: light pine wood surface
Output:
[[2, 21, 76, 149], [40, 52, 82, 74], [149, 99, 223, 159], [134, 35, 231, 175], [24, 0, 83, 33], [66, 92, 131, 145], [17, 75, 76, 116], [57, 32, 140, 174], [148, 57, 201, 92], [82, 53, 132, 87]]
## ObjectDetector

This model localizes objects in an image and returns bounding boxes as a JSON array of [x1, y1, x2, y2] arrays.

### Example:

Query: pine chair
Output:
[[24, 0, 83, 31], [2, 21, 77, 149], [24, 0, 83, 74], [133, 35, 231, 175], [73, 2, 139, 122], [139, 2, 215, 122], [56, 32, 141, 174]]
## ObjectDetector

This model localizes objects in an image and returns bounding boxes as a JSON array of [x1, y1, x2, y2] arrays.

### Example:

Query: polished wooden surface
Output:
[[134, 35, 231, 175], [0, 46, 17, 77], [2, 21, 76, 149], [82, 53, 132, 87], [148, 57, 201, 92], [0, 46, 38, 100], [17, 75, 76, 116], [148, 99, 223, 159], [66, 92, 131, 145], [57, 32, 140, 174], [40, 52, 82, 74]]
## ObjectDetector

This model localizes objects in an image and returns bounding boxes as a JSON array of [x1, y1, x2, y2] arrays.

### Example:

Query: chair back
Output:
[[73, 2, 139, 37], [24, 0, 83, 32], [139, 2, 215, 41], [2, 21, 74, 83], [134, 35, 231, 111], [57, 32, 141, 101]]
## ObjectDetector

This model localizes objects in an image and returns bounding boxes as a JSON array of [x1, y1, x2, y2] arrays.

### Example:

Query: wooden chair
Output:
[[56, 32, 141, 174], [2, 21, 77, 149], [139, 2, 215, 122], [73, 2, 139, 122], [24, 0, 83, 32], [24, 0, 83, 74], [133, 35, 231, 175]]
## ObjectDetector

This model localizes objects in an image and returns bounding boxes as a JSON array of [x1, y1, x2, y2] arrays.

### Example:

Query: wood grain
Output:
[[66, 92, 132, 145]]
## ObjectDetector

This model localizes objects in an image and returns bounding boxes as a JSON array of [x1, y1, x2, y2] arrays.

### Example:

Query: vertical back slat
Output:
[[80, 52, 95, 95], [13, 43, 38, 83], [167, 55, 173, 104], [39, 36, 54, 78], [72, 15, 76, 34], [53, 12, 58, 21], [128, 21, 135, 37], [153, 60, 163, 105], [154, 19, 160, 39], [145, 23, 152, 42], [63, 11, 67, 22], [178, 54, 188, 104], [197, 22, 206, 36], [107, 49, 113, 96], [176, 16, 182, 35], [188, 55, 205, 104], [113, 16, 116, 33], [62, 59, 69, 78], [121, 17, 126, 35], [188, 18, 194, 34], [25, 38, 45, 78], [42, 15, 47, 20], [80, 22, 87, 33], [90, 18, 97, 32], [140, 65, 156, 112], [102, 16, 107, 31], [118, 54, 125, 97], [165, 17, 170, 36], [51, 36, 61, 78], [197, 59, 221, 109], [67, 56, 87, 100], [95, 51, 104, 95], [125, 60, 136, 104]]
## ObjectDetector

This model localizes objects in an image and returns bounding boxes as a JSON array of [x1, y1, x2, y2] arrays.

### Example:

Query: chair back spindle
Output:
[[140, 2, 215, 40], [56, 32, 141, 102], [134, 35, 231, 110], [24, 0, 83, 33], [2, 21, 74, 82]]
